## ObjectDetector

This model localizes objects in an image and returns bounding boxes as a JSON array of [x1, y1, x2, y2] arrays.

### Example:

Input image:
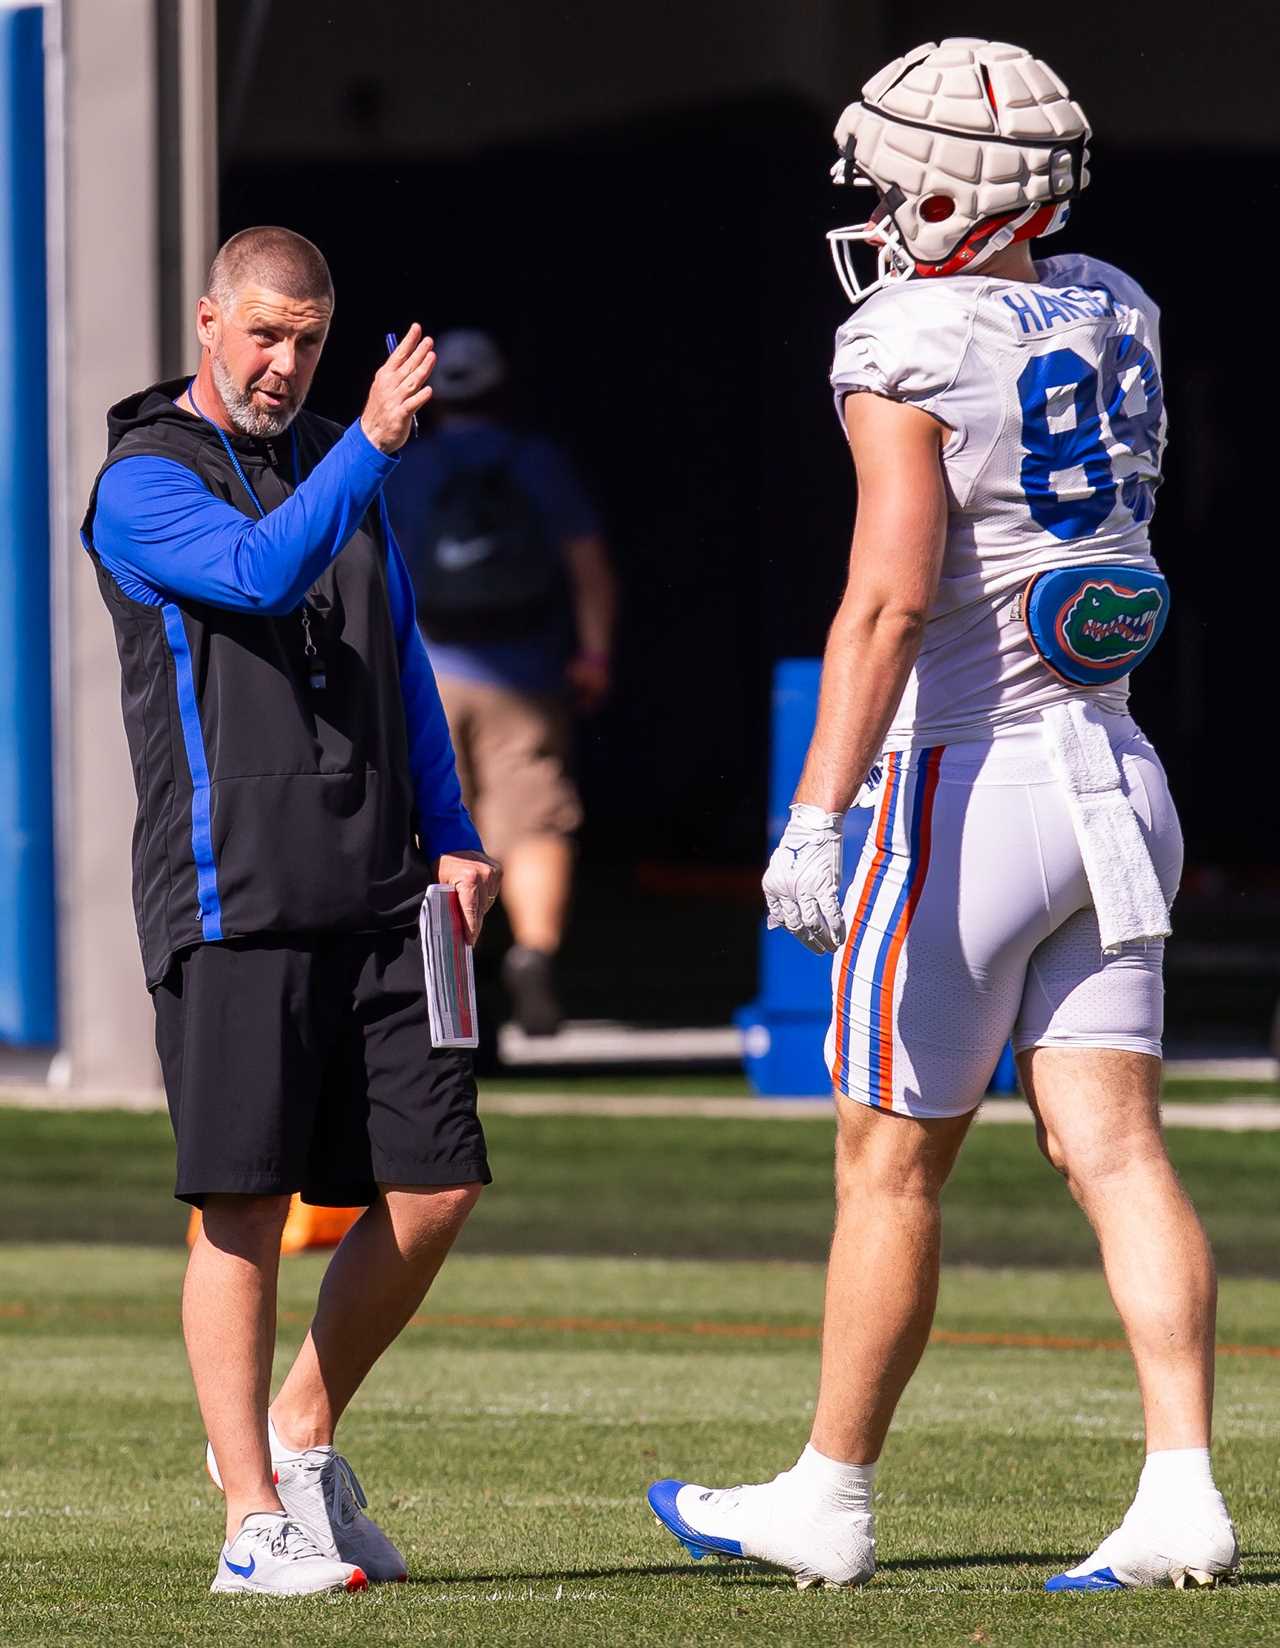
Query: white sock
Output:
[[268, 1415, 331, 1459], [786, 1444, 876, 1516], [1067, 1447, 1236, 1583], [1133, 1447, 1217, 1506]]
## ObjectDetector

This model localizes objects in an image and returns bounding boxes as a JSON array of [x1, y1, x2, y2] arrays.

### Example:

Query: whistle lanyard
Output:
[[186, 379, 324, 688]]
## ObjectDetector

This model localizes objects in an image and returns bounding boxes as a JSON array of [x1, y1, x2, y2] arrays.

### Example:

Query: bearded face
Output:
[[210, 346, 300, 438], [201, 283, 331, 438]]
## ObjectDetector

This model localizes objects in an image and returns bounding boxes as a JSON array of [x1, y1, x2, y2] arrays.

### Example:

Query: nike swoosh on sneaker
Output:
[[224, 1554, 256, 1578]]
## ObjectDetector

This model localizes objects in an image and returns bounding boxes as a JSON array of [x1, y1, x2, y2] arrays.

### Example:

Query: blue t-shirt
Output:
[[385, 422, 599, 695]]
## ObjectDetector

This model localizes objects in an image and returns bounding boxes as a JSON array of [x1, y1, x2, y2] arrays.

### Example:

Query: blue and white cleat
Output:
[[647, 1473, 875, 1590], [1046, 1495, 1239, 1592], [648, 1479, 745, 1564], [1045, 1563, 1127, 1593]]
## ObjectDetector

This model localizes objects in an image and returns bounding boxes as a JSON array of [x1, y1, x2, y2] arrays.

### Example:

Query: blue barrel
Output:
[[737, 660, 1015, 1098], [0, 5, 57, 1045], [736, 660, 871, 1095]]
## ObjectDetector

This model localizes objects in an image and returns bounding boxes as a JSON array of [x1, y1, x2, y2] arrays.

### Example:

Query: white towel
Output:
[[1041, 700, 1171, 954]]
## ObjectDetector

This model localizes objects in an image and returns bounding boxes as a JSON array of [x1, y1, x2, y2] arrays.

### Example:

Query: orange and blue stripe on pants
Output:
[[831, 746, 946, 1107]]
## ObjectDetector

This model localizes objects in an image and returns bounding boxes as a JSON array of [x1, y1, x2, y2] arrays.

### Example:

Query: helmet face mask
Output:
[[828, 39, 1090, 308], [827, 175, 915, 307]]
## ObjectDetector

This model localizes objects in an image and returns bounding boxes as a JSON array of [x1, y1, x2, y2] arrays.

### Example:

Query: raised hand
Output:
[[361, 325, 436, 454]]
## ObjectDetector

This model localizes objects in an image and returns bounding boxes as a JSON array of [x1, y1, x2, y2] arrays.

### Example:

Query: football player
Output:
[[648, 38, 1239, 1593]]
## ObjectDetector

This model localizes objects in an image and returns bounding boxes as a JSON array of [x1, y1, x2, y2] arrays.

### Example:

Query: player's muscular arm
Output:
[[794, 393, 948, 812], [763, 393, 947, 954]]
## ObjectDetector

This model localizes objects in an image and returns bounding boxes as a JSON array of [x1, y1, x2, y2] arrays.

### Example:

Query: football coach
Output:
[[82, 226, 501, 1597]]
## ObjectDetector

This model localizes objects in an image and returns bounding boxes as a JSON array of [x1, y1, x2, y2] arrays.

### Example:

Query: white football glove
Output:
[[762, 803, 846, 955]]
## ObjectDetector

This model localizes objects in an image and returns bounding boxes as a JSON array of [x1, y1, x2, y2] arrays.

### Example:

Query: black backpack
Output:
[[412, 442, 565, 644]]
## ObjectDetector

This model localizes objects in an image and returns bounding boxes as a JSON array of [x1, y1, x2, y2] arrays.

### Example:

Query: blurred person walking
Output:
[[386, 330, 615, 1037], [82, 227, 501, 1597]]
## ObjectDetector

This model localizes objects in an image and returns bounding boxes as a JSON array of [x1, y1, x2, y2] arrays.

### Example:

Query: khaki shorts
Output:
[[438, 674, 583, 862]]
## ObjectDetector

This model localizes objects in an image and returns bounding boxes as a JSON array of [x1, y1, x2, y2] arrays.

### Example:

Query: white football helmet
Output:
[[829, 38, 1091, 306]]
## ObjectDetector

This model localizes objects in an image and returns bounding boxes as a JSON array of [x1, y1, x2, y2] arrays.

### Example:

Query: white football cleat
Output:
[[648, 1474, 876, 1590], [1046, 1491, 1239, 1591], [207, 1421, 407, 1583], [210, 1512, 367, 1596]]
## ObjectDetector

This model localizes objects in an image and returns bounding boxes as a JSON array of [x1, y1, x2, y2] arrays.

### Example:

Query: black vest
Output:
[[83, 379, 431, 987]]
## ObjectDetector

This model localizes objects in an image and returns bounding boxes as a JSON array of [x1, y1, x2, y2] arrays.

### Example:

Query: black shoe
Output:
[[501, 946, 564, 1037]]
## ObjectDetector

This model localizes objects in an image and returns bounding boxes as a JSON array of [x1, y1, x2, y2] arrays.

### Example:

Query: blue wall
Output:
[[0, 5, 57, 1045]]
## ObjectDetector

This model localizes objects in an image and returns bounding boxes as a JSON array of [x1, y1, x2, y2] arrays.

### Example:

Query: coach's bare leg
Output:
[[1021, 1047, 1216, 1449], [809, 1099, 973, 1463], [184, 1193, 291, 1539], [270, 1183, 482, 1449]]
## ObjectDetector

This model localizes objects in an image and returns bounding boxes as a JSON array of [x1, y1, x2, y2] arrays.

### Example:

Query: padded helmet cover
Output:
[[835, 38, 1091, 272]]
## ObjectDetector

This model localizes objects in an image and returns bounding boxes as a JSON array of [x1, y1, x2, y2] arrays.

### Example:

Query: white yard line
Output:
[[478, 1094, 1280, 1130], [497, 1028, 1277, 1077], [1163, 1057, 1278, 1081], [983, 1098, 1280, 1131], [0, 1085, 167, 1113], [497, 1022, 744, 1064], [3, 1089, 1278, 1131]]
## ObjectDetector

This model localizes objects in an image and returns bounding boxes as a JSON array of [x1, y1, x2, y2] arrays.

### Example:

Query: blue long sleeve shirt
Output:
[[92, 419, 481, 858]]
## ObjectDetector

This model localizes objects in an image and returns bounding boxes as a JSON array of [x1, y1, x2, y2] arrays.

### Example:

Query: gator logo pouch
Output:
[[1022, 565, 1170, 686]]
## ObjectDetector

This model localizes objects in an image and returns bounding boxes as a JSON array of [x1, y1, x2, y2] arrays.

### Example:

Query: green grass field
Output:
[[1, 1101, 1277, 1645], [3, 1100, 1280, 1272]]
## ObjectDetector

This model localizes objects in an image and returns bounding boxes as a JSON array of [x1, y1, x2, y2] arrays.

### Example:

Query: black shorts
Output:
[[152, 928, 491, 1208]]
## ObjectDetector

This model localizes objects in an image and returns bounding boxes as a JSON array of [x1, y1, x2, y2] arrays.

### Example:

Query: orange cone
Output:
[[186, 1198, 364, 1252]]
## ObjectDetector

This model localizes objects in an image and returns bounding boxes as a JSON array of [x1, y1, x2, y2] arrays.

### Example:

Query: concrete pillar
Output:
[[44, 0, 216, 1094], [177, 0, 218, 339]]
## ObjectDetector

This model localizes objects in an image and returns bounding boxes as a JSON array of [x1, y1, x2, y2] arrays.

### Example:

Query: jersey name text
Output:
[[1002, 285, 1115, 336]]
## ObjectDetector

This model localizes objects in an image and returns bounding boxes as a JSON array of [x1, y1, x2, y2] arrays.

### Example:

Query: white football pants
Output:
[[824, 716, 1182, 1117]]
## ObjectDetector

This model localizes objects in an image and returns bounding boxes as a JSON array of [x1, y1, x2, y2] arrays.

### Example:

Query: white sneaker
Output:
[[206, 1422, 408, 1583], [210, 1512, 367, 1596], [1046, 1491, 1240, 1591], [648, 1474, 876, 1590]]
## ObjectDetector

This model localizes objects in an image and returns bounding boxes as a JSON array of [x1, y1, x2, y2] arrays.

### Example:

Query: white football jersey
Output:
[[830, 254, 1166, 745]]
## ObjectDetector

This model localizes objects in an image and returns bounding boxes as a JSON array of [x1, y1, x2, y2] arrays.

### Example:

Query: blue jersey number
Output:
[[1017, 340, 1163, 542]]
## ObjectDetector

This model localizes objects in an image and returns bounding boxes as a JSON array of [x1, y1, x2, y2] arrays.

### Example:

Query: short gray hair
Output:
[[206, 226, 334, 313]]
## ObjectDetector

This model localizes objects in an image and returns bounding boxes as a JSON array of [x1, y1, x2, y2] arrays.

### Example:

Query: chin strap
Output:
[[914, 203, 1061, 280]]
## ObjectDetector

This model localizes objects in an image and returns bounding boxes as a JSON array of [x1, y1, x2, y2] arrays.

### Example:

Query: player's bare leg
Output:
[[271, 1183, 483, 1447], [810, 1098, 973, 1463], [183, 1194, 291, 1540], [1024, 1048, 1215, 1446], [648, 1100, 972, 1587], [1023, 1046, 1238, 1589]]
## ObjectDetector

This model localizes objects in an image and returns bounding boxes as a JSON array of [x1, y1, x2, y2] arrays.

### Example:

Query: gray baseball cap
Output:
[[431, 329, 507, 402]]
